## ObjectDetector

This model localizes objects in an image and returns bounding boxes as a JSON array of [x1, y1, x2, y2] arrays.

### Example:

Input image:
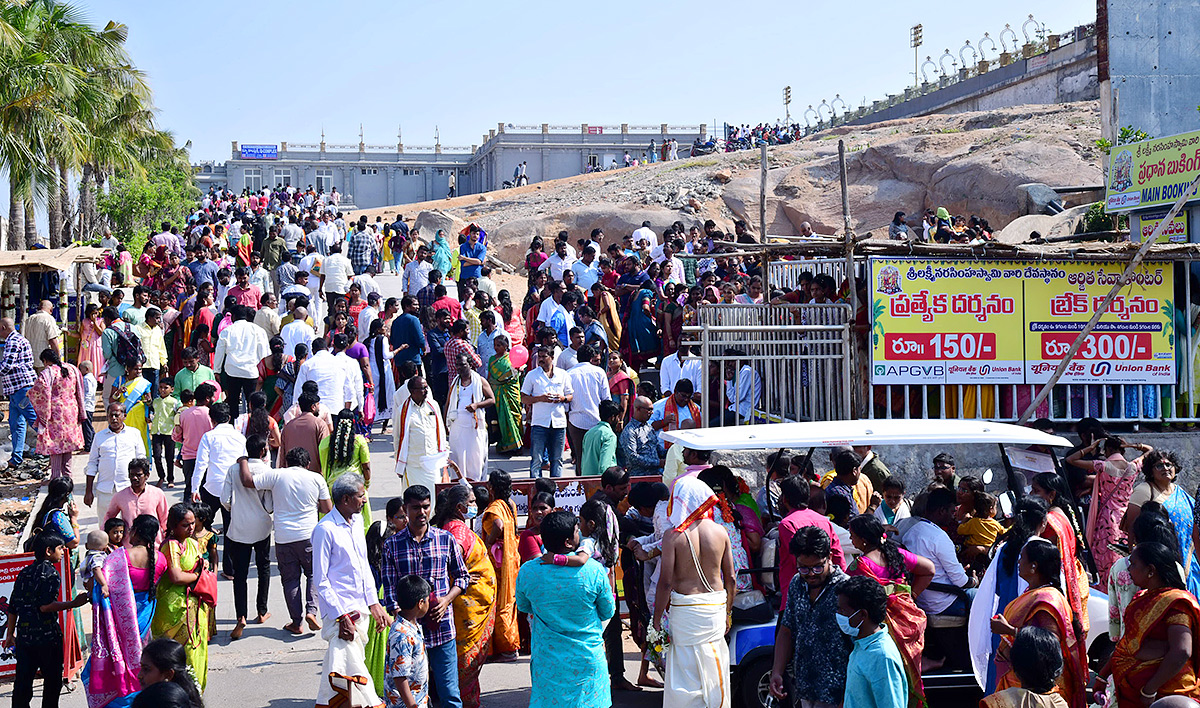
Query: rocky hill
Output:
[[350, 101, 1104, 266]]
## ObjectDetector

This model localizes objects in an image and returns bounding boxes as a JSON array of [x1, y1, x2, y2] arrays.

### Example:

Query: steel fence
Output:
[[686, 303, 853, 425]]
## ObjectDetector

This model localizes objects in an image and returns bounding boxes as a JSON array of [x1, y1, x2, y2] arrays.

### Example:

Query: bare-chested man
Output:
[[653, 476, 734, 708]]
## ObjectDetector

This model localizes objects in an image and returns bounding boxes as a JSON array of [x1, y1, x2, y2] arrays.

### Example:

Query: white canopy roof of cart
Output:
[[660, 419, 1071, 451]]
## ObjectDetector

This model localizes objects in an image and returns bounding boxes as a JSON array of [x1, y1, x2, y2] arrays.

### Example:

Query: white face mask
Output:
[[465, 505, 478, 520], [836, 609, 862, 637]]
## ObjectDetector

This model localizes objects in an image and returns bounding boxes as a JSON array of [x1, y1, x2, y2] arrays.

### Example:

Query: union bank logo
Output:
[[1091, 361, 1112, 377], [980, 365, 991, 376]]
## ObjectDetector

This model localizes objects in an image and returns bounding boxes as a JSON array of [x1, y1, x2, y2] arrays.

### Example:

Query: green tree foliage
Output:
[[95, 164, 198, 253]]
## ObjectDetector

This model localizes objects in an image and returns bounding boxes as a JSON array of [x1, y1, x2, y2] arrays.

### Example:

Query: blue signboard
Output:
[[240, 144, 278, 160]]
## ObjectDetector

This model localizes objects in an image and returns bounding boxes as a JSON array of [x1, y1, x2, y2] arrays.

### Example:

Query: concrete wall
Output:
[[1107, 0, 1200, 140], [847, 37, 1098, 127]]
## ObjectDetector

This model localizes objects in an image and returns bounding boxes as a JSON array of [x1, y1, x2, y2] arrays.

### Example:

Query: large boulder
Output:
[[412, 209, 467, 240]]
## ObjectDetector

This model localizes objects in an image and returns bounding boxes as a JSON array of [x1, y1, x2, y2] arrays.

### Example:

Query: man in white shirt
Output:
[[353, 265, 381, 301], [571, 246, 602, 295], [294, 338, 354, 411], [311, 472, 390, 708], [357, 292, 381, 338], [403, 245, 433, 297], [566, 345, 611, 470], [538, 240, 576, 282], [721, 354, 762, 425], [898, 487, 975, 615], [83, 403, 146, 515], [193, 402, 247, 577], [214, 305, 271, 417], [520, 345, 574, 478], [237, 446, 333, 633], [322, 243, 354, 300], [631, 220, 659, 250], [536, 280, 570, 330], [281, 306, 316, 359], [221, 434, 274, 637], [659, 344, 704, 396], [332, 333, 364, 411], [298, 245, 324, 323], [282, 216, 305, 252], [556, 327, 584, 371]]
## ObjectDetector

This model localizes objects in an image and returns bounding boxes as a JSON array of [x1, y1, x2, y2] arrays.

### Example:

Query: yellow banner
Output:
[[1137, 211, 1188, 243], [1024, 262, 1175, 384], [1106, 129, 1200, 212], [870, 260, 1025, 384]]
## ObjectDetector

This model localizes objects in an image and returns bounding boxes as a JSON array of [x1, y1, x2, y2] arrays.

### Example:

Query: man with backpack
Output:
[[100, 306, 143, 408]]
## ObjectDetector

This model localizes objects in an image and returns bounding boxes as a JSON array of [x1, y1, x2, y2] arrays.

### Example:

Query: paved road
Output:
[[0, 270, 664, 708]]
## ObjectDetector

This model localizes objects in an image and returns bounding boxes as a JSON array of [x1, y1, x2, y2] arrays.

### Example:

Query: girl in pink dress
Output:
[[77, 303, 106, 378], [1067, 436, 1150, 579]]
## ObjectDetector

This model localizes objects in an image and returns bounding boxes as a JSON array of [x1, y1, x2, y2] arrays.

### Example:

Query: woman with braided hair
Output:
[[1030, 472, 1091, 638], [317, 408, 373, 526]]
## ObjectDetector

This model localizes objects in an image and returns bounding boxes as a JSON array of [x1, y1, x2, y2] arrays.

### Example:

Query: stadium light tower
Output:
[[783, 86, 792, 126], [910, 24, 923, 88]]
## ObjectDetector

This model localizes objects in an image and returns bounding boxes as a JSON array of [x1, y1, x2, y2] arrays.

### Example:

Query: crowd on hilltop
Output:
[[886, 207, 995, 244]]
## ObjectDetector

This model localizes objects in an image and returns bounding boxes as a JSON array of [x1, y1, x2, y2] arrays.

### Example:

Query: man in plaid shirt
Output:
[[382, 485, 469, 708], [0, 318, 38, 469], [347, 220, 374, 275], [442, 321, 481, 389]]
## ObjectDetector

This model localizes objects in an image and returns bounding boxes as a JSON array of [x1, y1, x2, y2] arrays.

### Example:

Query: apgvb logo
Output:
[[877, 364, 944, 378], [1091, 361, 1112, 377]]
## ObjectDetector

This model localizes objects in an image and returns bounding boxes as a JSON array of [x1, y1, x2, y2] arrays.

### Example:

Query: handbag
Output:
[[189, 559, 218, 608], [362, 385, 377, 427]]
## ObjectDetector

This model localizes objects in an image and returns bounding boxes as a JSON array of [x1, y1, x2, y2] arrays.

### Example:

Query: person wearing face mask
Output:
[[835, 575, 909, 708], [431, 485, 496, 708]]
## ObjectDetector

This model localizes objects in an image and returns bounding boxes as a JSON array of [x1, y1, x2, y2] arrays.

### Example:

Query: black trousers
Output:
[[152, 433, 176, 483], [603, 609, 625, 681], [12, 639, 63, 708], [226, 536, 271, 620], [221, 373, 256, 417], [198, 486, 233, 576], [81, 411, 94, 452], [182, 459, 196, 499]]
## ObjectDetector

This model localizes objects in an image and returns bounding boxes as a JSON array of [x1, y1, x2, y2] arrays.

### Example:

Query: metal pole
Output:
[[838, 140, 859, 418], [759, 143, 768, 242], [1018, 171, 1200, 423]]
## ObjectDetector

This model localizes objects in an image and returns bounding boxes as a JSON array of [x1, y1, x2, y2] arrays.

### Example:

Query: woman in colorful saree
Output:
[[1122, 449, 1200, 597], [1066, 436, 1149, 580], [116, 361, 154, 453], [847, 514, 935, 708], [487, 334, 523, 455], [83, 515, 167, 708], [1094, 541, 1200, 706], [433, 485, 497, 708], [1029, 473, 1090, 637], [990, 539, 1086, 708], [482, 470, 520, 661], [151, 503, 211, 691]]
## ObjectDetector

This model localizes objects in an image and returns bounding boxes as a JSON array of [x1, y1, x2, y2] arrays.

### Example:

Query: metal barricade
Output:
[[686, 303, 853, 425]]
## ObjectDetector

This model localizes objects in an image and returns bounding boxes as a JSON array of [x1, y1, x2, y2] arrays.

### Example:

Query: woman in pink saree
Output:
[[1066, 436, 1150, 579], [83, 515, 166, 708]]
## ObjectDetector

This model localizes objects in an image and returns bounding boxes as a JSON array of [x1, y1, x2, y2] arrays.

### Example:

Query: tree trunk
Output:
[[58, 161, 71, 245], [79, 163, 94, 239], [7, 175, 23, 251], [47, 156, 61, 248], [23, 199, 37, 248]]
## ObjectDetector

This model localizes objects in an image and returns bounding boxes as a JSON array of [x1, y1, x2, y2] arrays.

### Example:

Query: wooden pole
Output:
[[1018, 172, 1200, 424], [759, 143, 768, 243], [838, 140, 860, 418]]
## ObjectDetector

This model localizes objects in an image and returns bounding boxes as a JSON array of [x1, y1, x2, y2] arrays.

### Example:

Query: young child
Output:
[[5, 531, 90, 708], [385, 574, 431, 708], [958, 492, 1004, 569], [151, 379, 181, 488], [172, 388, 194, 469], [104, 517, 127, 548], [80, 361, 98, 452], [471, 485, 491, 537], [81, 529, 111, 598], [192, 502, 219, 573], [873, 477, 912, 527]]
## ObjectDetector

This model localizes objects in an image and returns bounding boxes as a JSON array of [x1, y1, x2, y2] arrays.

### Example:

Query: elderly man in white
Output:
[[84, 402, 146, 514], [312, 472, 390, 708]]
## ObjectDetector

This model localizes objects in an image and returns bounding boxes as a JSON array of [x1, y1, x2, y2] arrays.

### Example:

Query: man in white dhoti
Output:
[[654, 476, 735, 708], [445, 354, 495, 483], [393, 375, 450, 493], [312, 472, 391, 708]]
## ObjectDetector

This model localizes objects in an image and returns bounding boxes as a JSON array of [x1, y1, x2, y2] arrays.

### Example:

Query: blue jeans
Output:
[[427, 638, 462, 708], [939, 587, 978, 617], [529, 425, 565, 478], [7, 386, 36, 465]]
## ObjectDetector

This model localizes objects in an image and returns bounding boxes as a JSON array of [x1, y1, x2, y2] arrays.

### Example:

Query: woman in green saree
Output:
[[152, 503, 212, 691], [487, 334, 523, 455]]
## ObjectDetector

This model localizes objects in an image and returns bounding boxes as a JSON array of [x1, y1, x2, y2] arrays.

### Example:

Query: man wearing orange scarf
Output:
[[651, 379, 702, 441]]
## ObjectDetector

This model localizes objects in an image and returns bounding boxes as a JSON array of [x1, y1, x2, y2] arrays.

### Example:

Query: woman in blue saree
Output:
[[431, 229, 454, 276], [115, 362, 153, 453], [1124, 449, 1200, 596], [83, 515, 167, 708], [627, 283, 660, 371]]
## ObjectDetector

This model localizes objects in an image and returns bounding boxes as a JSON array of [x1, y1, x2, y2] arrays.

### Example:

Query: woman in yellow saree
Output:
[[1095, 541, 1200, 706], [152, 503, 212, 691], [482, 470, 519, 660], [435, 485, 497, 708], [990, 539, 1086, 708]]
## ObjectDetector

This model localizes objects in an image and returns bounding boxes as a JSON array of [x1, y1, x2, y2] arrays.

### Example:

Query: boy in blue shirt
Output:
[[836, 575, 909, 708], [386, 575, 431, 708]]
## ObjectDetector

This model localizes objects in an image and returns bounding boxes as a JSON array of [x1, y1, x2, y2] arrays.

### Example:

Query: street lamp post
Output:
[[783, 85, 792, 126], [910, 24, 923, 88]]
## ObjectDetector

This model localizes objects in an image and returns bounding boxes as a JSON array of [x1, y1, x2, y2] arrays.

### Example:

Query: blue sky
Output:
[[104, 1, 1093, 162]]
